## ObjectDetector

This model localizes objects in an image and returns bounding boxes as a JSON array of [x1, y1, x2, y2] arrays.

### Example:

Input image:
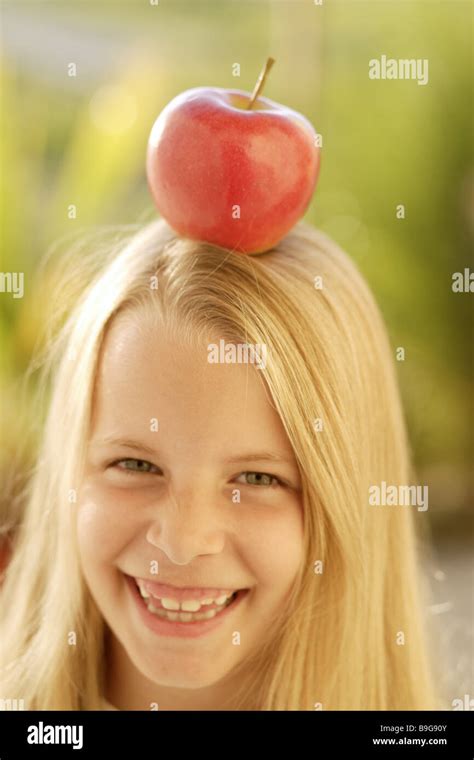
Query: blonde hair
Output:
[[1, 219, 440, 710]]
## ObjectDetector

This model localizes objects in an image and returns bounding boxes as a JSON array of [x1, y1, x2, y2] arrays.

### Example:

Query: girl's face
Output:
[[77, 310, 304, 706]]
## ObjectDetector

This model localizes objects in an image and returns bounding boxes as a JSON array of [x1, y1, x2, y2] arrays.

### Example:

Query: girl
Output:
[[0, 218, 440, 710]]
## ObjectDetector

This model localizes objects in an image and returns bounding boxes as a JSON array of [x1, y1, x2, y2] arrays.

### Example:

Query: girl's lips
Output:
[[125, 574, 249, 639]]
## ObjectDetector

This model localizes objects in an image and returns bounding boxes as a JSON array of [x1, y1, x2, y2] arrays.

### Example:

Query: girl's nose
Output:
[[145, 486, 227, 564]]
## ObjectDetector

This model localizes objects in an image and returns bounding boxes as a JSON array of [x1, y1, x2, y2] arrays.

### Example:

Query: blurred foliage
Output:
[[0, 0, 472, 532]]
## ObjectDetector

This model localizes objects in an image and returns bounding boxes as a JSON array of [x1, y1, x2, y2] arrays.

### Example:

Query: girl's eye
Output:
[[111, 458, 160, 475], [236, 471, 281, 487], [107, 461, 283, 488]]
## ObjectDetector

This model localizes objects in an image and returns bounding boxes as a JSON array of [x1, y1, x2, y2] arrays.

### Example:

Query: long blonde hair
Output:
[[1, 219, 439, 709]]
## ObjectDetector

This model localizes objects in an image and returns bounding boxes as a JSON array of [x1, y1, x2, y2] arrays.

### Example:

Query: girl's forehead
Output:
[[92, 309, 294, 459]]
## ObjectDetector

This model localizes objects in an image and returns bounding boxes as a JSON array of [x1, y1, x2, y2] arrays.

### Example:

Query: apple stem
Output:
[[247, 57, 276, 110]]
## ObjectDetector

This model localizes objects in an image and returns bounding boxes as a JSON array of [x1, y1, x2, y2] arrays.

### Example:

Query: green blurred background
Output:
[[0, 0, 472, 698]]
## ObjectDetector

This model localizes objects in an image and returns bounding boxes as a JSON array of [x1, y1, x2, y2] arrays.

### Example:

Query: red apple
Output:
[[146, 79, 320, 254]]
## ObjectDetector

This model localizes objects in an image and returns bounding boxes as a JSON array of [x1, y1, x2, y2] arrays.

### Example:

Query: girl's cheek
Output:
[[237, 497, 304, 587], [76, 478, 141, 561]]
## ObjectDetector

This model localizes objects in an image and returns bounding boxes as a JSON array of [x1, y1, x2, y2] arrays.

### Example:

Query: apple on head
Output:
[[146, 59, 320, 255]]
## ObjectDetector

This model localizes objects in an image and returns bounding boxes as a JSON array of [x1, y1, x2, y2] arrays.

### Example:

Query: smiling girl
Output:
[[0, 219, 439, 710]]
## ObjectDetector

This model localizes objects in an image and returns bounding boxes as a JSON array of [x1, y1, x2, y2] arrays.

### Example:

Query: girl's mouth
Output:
[[135, 577, 238, 622], [125, 574, 249, 638]]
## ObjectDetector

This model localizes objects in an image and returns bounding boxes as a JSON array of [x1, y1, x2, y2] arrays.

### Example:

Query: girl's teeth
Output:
[[136, 583, 234, 612], [137, 581, 150, 599], [214, 594, 229, 606], [161, 595, 233, 612], [161, 598, 181, 611], [146, 603, 229, 622]]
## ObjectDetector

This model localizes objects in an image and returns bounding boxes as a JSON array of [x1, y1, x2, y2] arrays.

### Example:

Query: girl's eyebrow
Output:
[[91, 436, 157, 456], [223, 452, 295, 466], [91, 438, 294, 466]]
